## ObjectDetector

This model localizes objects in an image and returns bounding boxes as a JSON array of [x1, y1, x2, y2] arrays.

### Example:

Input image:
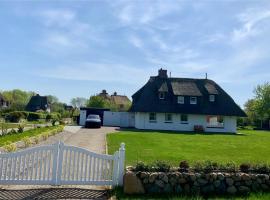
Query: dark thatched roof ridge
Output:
[[26, 94, 49, 112], [130, 76, 246, 117]]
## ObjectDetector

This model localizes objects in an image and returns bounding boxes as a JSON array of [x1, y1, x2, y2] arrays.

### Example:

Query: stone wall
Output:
[[124, 171, 270, 195]]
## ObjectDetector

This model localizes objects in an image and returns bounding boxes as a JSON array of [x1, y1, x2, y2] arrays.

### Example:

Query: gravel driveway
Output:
[[38, 126, 118, 154]]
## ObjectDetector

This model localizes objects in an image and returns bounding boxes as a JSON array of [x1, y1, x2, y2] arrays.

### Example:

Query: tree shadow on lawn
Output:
[[116, 128, 247, 136]]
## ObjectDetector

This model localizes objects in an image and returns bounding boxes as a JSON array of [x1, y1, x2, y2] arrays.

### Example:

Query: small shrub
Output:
[[3, 142, 17, 152], [179, 160, 189, 172], [194, 125, 204, 132], [18, 125, 24, 133], [240, 163, 251, 173], [41, 132, 49, 140], [203, 160, 219, 173], [22, 137, 32, 147], [0, 123, 8, 135], [135, 161, 150, 172], [33, 136, 40, 144], [193, 161, 204, 172], [9, 129, 17, 134], [5, 111, 28, 123], [252, 163, 270, 174], [152, 160, 171, 172], [220, 162, 237, 172]]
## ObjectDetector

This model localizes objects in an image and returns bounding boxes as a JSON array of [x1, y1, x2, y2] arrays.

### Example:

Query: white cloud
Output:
[[39, 9, 76, 27], [129, 35, 143, 48], [232, 9, 270, 41], [113, 0, 182, 26], [35, 62, 155, 84]]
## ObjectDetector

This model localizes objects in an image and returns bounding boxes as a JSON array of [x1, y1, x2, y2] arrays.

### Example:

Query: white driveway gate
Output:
[[0, 142, 125, 187]]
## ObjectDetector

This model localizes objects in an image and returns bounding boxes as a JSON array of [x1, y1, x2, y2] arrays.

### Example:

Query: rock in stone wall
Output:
[[124, 171, 270, 195]]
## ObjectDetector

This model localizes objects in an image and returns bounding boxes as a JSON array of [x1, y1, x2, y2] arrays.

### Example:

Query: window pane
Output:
[[190, 97, 197, 104], [177, 96, 184, 104], [181, 114, 188, 122], [209, 95, 215, 102], [159, 92, 165, 99], [165, 113, 172, 121], [149, 113, 156, 121], [207, 116, 224, 127]]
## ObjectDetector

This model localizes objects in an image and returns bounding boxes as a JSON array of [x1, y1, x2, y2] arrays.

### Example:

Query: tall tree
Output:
[[2, 89, 34, 110], [47, 95, 59, 104], [244, 82, 270, 128], [70, 97, 87, 108], [87, 95, 110, 108]]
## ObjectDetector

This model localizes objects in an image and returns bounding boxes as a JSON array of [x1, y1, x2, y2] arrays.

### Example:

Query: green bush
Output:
[[22, 137, 32, 147], [18, 125, 24, 133], [27, 112, 46, 121], [179, 160, 189, 171], [3, 142, 17, 152], [5, 111, 28, 122], [135, 161, 151, 172], [33, 136, 40, 144], [152, 160, 171, 172], [240, 163, 251, 173], [8, 129, 17, 134], [46, 113, 61, 121]]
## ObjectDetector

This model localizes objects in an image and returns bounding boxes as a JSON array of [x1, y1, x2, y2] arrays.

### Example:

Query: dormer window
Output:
[[159, 92, 165, 99], [209, 95, 215, 102], [177, 96, 184, 104], [190, 97, 197, 104]]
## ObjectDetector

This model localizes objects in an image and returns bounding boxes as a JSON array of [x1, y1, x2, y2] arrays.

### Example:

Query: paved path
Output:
[[38, 126, 118, 154]]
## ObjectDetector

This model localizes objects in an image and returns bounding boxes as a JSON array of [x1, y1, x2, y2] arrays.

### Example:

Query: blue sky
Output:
[[0, 0, 270, 107]]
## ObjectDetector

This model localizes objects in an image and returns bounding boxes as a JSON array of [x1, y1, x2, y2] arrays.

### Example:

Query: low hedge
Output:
[[4, 111, 61, 122], [133, 161, 270, 174]]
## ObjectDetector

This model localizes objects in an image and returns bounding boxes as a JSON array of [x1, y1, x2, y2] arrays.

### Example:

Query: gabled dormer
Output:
[[204, 82, 219, 103]]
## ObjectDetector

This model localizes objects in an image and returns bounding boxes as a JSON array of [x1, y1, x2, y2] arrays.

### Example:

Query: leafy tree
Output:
[[70, 97, 87, 108], [87, 95, 110, 108], [47, 95, 59, 104], [1, 89, 34, 110], [244, 82, 270, 128]]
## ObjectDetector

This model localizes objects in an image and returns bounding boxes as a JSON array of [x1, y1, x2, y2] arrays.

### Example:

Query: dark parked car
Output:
[[85, 114, 101, 128]]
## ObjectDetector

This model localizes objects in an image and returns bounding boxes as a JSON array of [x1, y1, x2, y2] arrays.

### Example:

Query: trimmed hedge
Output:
[[133, 160, 270, 174], [5, 111, 60, 122]]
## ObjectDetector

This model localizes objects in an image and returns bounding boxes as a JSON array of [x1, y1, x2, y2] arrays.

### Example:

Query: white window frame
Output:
[[190, 97, 197, 104], [149, 113, 156, 122], [207, 116, 224, 128], [165, 113, 172, 123], [177, 96, 185, 104], [209, 95, 215, 102], [180, 114, 188, 124], [159, 92, 165, 100]]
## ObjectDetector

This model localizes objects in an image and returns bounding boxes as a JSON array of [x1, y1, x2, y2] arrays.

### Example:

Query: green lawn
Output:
[[107, 129, 270, 166], [0, 126, 63, 146]]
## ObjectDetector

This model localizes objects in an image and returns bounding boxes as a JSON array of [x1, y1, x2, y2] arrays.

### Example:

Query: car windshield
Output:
[[87, 115, 100, 119]]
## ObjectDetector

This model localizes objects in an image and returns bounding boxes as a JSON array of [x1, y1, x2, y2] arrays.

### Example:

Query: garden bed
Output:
[[0, 125, 64, 152]]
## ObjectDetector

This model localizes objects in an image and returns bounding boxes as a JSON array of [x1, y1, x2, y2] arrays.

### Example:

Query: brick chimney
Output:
[[158, 68, 168, 78]]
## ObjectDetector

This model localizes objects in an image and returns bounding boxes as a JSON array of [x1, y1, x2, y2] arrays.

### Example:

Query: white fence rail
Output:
[[0, 142, 125, 187]]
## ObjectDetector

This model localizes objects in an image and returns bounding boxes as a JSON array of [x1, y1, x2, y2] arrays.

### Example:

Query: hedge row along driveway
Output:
[[107, 129, 270, 166], [0, 125, 64, 146]]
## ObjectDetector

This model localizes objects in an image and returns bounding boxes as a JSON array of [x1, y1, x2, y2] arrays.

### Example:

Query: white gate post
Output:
[[52, 142, 59, 185], [112, 151, 119, 187], [118, 143, 125, 186], [56, 141, 64, 185]]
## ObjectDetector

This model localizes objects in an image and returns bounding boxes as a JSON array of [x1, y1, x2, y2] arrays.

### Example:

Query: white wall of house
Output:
[[134, 112, 237, 133], [103, 111, 135, 127], [79, 110, 87, 126]]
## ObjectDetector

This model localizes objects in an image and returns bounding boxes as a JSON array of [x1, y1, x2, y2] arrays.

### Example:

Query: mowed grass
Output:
[[107, 129, 270, 166]]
